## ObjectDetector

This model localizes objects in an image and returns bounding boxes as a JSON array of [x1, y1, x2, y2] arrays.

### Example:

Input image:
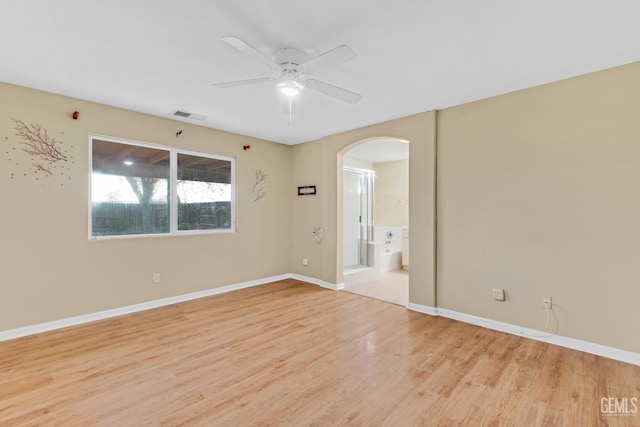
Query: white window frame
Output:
[[89, 135, 236, 239], [171, 148, 236, 236]]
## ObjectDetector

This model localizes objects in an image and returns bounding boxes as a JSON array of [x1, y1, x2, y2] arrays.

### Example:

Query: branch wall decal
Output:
[[251, 168, 270, 202], [4, 118, 74, 185]]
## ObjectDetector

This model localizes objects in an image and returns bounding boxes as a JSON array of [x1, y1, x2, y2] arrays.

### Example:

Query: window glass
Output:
[[91, 139, 170, 237], [90, 137, 235, 239], [177, 152, 232, 231]]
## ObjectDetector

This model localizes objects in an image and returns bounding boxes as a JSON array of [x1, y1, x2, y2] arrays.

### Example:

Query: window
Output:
[[176, 152, 233, 231], [90, 136, 235, 238]]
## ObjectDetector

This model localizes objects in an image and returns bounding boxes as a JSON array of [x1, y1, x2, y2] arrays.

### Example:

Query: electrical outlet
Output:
[[302, 258, 309, 266], [541, 296, 552, 309], [153, 273, 161, 284], [492, 288, 505, 301]]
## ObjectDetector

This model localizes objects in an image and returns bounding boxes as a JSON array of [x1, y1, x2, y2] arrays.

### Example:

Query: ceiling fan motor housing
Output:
[[273, 47, 307, 95], [273, 47, 307, 72]]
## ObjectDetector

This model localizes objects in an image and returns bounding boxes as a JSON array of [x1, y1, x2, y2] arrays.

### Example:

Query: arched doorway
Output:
[[339, 137, 410, 305]]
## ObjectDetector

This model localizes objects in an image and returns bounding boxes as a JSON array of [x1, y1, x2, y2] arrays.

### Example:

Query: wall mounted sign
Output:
[[297, 185, 316, 196]]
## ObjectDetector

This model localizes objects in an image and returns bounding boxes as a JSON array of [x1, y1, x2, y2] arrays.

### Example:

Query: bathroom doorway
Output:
[[341, 138, 409, 306]]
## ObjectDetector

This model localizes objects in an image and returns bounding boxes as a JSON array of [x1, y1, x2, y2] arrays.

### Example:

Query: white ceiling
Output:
[[1, 1, 639, 145]]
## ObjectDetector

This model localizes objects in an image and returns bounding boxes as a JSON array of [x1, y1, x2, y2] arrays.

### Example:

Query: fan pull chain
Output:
[[288, 98, 293, 126]]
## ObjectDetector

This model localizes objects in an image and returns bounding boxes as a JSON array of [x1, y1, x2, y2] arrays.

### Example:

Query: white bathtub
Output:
[[376, 247, 402, 273]]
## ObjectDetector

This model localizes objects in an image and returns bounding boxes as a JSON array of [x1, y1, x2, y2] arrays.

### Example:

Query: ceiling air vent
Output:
[[171, 110, 208, 121]]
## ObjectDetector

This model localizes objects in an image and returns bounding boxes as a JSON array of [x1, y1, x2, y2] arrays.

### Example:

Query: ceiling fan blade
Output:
[[305, 79, 361, 104], [300, 45, 356, 74], [222, 36, 280, 72], [211, 77, 274, 89]]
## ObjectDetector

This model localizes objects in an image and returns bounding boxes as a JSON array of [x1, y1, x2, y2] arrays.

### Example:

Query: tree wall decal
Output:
[[12, 119, 67, 175], [5, 118, 74, 185], [251, 168, 269, 202]]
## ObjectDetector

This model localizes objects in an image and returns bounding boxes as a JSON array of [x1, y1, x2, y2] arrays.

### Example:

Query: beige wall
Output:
[[0, 82, 291, 331], [4, 60, 638, 356], [289, 141, 324, 277], [290, 112, 437, 307], [343, 157, 373, 170], [374, 159, 409, 227], [438, 61, 640, 353]]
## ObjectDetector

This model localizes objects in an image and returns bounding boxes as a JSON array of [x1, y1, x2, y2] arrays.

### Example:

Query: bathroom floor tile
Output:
[[342, 269, 408, 306]]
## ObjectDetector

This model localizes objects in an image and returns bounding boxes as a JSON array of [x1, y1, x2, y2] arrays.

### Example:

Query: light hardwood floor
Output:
[[1, 279, 639, 426]]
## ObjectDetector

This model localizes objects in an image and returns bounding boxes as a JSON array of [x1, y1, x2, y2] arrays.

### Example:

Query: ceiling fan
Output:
[[211, 36, 361, 104]]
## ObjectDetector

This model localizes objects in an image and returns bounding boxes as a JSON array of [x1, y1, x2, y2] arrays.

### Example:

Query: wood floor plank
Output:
[[1, 279, 639, 426]]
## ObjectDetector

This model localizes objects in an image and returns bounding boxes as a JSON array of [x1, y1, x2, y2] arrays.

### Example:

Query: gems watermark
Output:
[[600, 397, 638, 417]]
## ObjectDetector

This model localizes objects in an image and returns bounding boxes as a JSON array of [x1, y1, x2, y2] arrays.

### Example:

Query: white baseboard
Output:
[[0, 273, 343, 342], [406, 304, 640, 366], [0, 274, 289, 342], [4, 276, 638, 367], [289, 274, 344, 290], [406, 302, 438, 316], [437, 308, 640, 366]]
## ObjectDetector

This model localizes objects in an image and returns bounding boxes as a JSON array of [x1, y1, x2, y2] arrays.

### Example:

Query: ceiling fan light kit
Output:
[[276, 79, 304, 97], [213, 36, 361, 105]]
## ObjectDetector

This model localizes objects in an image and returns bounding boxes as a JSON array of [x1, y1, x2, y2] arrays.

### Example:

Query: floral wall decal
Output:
[[4, 118, 74, 185], [250, 168, 270, 202]]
